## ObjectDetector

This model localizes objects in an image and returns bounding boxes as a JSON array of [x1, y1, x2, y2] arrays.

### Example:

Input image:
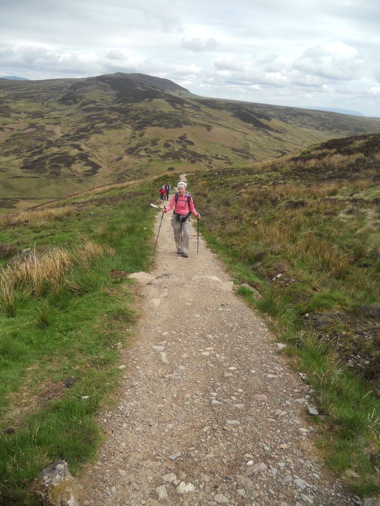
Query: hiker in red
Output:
[[164, 181, 200, 258], [159, 186, 166, 200]]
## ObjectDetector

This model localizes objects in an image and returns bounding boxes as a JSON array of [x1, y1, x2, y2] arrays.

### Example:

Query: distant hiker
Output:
[[159, 186, 166, 200], [164, 183, 171, 200], [164, 181, 200, 258]]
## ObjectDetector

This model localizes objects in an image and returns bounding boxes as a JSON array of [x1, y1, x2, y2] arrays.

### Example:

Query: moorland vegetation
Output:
[[0, 73, 379, 502], [189, 132, 380, 497], [1, 73, 380, 211]]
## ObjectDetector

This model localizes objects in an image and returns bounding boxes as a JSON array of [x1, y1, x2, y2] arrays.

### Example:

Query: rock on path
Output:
[[79, 204, 355, 505]]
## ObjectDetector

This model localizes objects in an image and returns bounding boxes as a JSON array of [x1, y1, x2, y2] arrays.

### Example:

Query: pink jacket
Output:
[[165, 193, 198, 217]]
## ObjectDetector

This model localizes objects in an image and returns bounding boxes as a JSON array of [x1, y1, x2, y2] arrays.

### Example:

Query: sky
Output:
[[1, 0, 380, 118]]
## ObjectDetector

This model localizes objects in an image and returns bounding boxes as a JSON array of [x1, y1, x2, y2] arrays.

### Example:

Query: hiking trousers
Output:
[[171, 215, 190, 254]]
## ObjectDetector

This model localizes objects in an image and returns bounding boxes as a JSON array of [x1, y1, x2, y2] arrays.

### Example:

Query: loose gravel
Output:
[[79, 204, 357, 505]]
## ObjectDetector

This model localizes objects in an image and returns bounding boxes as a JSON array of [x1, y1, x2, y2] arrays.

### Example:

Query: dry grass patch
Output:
[[0, 240, 113, 315], [0, 206, 76, 227], [293, 235, 351, 278], [73, 239, 115, 269], [256, 221, 299, 246]]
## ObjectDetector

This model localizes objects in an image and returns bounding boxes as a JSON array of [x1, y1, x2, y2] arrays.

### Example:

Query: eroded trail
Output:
[[79, 202, 353, 505]]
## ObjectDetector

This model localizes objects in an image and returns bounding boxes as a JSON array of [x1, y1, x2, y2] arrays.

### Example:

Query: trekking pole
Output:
[[197, 217, 200, 254], [153, 209, 165, 254]]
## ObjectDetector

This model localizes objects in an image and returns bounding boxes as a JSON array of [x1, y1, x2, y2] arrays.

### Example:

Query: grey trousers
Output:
[[171, 215, 191, 254]]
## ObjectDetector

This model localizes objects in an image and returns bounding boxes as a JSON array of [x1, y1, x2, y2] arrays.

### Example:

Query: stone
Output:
[[246, 462, 267, 476], [214, 493, 229, 503], [236, 474, 254, 490], [176, 482, 195, 494], [156, 484, 168, 501], [294, 478, 307, 489], [29, 460, 80, 506], [168, 451, 182, 460], [162, 472, 177, 483], [307, 405, 319, 416], [253, 394, 268, 401]]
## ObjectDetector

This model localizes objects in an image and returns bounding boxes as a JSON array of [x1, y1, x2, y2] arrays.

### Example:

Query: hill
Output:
[[1, 72, 380, 211], [191, 132, 380, 389], [0, 130, 379, 500], [0, 76, 29, 81]]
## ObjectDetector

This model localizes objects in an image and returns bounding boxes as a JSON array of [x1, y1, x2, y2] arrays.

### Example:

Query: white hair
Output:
[[177, 181, 187, 189]]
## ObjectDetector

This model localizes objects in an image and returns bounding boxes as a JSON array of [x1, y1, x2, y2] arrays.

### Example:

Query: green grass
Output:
[[0, 180, 158, 501]]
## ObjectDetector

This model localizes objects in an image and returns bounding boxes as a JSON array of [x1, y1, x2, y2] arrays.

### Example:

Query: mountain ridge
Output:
[[1, 72, 380, 211]]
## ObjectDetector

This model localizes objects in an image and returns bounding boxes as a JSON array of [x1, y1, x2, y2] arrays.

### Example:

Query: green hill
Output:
[[1, 72, 380, 211]]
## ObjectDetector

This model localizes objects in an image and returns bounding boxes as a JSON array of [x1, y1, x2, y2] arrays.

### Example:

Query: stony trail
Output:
[[79, 199, 355, 505]]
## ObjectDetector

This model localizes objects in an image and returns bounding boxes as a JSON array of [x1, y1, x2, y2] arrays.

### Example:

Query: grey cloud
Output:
[[331, 0, 380, 29], [214, 59, 245, 72], [104, 50, 129, 62], [257, 55, 283, 74], [0, 46, 97, 78], [292, 45, 362, 81], [182, 38, 220, 52], [373, 66, 380, 82]]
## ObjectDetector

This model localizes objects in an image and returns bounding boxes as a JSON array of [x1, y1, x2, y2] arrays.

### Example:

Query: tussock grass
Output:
[[0, 276, 16, 318], [0, 206, 76, 227], [293, 235, 351, 278], [0, 240, 113, 313]]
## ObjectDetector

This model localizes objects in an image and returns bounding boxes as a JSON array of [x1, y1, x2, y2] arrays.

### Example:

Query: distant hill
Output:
[[309, 106, 365, 117], [1, 72, 380, 210], [0, 75, 29, 81]]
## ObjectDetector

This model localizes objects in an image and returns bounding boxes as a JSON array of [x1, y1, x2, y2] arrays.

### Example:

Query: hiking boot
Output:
[[181, 253, 188, 258], [177, 250, 182, 255]]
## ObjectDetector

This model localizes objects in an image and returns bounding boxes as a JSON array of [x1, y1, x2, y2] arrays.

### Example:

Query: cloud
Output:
[[214, 58, 245, 72], [292, 42, 362, 81], [373, 65, 380, 82], [182, 37, 220, 52], [0, 0, 379, 116]]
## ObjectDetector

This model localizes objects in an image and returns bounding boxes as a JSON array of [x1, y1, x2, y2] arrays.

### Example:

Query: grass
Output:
[[0, 180, 157, 502], [189, 135, 380, 497], [1, 130, 379, 500]]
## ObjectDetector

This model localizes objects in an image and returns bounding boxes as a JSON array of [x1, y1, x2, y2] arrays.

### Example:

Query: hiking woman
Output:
[[164, 181, 200, 258]]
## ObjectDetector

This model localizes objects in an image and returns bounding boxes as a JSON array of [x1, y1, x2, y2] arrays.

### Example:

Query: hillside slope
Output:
[[1, 72, 380, 210], [191, 132, 380, 388]]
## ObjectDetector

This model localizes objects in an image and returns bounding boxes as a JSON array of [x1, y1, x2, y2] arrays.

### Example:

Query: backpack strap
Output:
[[175, 192, 192, 211]]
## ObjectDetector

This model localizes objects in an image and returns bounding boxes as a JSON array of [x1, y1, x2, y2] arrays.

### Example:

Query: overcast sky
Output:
[[1, 0, 380, 117]]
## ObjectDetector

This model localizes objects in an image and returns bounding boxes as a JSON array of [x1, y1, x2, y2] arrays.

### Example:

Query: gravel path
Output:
[[78, 200, 355, 505]]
